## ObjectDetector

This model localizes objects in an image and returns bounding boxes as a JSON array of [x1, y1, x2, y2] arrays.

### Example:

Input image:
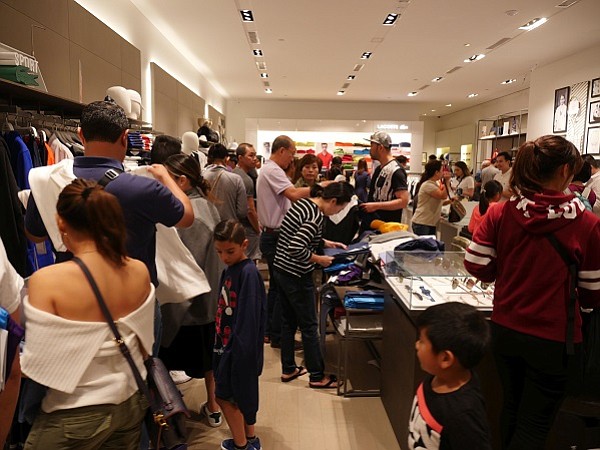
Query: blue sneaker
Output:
[[220, 437, 262, 450]]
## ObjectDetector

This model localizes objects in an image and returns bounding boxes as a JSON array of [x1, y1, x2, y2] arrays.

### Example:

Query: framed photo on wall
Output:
[[553, 86, 569, 133], [590, 101, 600, 125], [592, 78, 600, 98], [587, 127, 600, 154]]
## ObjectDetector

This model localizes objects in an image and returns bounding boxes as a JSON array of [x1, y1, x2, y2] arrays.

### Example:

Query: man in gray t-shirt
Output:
[[233, 143, 261, 260], [202, 144, 247, 222]]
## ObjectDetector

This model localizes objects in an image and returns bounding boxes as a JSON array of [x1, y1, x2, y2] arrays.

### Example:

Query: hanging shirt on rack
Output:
[[4, 130, 33, 190]]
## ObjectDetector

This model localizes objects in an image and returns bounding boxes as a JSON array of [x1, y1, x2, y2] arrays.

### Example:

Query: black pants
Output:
[[492, 322, 570, 450]]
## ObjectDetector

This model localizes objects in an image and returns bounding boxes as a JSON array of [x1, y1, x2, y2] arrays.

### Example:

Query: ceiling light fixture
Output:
[[464, 43, 471, 47], [518, 17, 547, 31], [361, 52, 372, 59], [347, 75, 356, 80], [383, 13, 399, 25], [265, 88, 272, 94], [446, 104, 452, 107], [337, 90, 345, 96], [260, 73, 268, 78], [464, 54, 486, 62], [501, 79, 516, 84], [407, 91, 418, 97], [431, 109, 436, 112], [240, 10, 254, 22], [253, 49, 263, 57], [467, 93, 478, 98], [556, 0, 579, 7], [431, 77, 444, 82]]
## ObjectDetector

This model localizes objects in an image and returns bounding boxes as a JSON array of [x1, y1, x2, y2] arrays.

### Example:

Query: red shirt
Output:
[[317, 151, 332, 169]]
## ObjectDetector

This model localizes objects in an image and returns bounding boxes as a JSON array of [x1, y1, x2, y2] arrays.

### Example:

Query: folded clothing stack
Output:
[[344, 290, 385, 310]]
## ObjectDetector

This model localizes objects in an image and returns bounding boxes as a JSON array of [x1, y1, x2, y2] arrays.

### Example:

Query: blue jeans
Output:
[[412, 223, 437, 236], [260, 231, 282, 344], [275, 270, 325, 382]]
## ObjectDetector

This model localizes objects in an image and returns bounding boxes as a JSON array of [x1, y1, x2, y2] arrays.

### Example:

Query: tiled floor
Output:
[[180, 336, 401, 450]]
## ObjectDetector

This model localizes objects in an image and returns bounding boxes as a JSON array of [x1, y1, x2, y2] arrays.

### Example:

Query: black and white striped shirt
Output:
[[274, 198, 323, 278]]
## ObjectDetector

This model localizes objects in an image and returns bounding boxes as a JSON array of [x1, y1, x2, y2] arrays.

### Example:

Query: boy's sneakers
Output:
[[169, 370, 191, 385], [201, 402, 222, 427], [220, 437, 261, 450]]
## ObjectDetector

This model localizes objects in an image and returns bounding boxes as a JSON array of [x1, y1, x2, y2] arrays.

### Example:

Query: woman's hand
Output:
[[312, 254, 334, 267], [323, 239, 347, 250]]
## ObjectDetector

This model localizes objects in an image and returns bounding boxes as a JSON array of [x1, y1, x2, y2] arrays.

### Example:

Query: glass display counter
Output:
[[382, 251, 493, 310]]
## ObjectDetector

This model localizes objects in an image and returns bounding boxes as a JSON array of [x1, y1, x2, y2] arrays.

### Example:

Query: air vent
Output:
[[556, 0, 579, 7], [342, 83, 350, 89], [256, 61, 267, 70], [353, 64, 365, 72], [247, 31, 260, 44], [486, 37, 511, 50], [446, 66, 462, 74], [417, 84, 430, 90], [263, 81, 270, 87]]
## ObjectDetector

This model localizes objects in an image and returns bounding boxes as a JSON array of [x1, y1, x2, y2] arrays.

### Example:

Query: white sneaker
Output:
[[201, 401, 223, 427], [169, 370, 191, 385]]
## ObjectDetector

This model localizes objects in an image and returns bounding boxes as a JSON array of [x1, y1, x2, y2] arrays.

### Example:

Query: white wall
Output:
[[527, 43, 600, 139], [74, 0, 226, 124]]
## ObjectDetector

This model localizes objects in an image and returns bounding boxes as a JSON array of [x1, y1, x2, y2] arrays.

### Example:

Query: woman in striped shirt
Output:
[[274, 182, 353, 388]]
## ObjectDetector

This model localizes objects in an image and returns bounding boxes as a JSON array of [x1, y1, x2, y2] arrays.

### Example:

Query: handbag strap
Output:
[[546, 234, 578, 355], [71, 256, 151, 399]]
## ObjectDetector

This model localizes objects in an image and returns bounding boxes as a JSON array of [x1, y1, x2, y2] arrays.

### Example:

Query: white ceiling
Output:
[[131, 0, 600, 116]]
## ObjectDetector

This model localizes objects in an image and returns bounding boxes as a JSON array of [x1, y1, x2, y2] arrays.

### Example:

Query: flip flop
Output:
[[280, 366, 307, 383], [309, 375, 339, 389]]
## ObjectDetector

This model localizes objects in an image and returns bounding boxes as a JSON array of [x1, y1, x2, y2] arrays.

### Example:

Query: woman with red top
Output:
[[467, 180, 502, 235], [465, 135, 600, 449]]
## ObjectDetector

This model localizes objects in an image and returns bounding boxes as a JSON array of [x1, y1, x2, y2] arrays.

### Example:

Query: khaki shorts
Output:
[[25, 391, 147, 450]]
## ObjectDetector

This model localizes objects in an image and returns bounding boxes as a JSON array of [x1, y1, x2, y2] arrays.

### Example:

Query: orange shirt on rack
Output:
[[45, 142, 55, 165]]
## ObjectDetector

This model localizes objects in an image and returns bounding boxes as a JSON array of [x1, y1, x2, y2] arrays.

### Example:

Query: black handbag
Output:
[[72, 257, 190, 450]]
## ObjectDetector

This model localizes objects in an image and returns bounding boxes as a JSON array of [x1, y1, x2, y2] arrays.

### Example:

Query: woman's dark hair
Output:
[[214, 219, 246, 245], [357, 158, 368, 172], [331, 156, 342, 166], [511, 135, 582, 196], [453, 161, 471, 178], [478, 180, 503, 215], [310, 182, 354, 205], [572, 161, 592, 184], [57, 179, 126, 266], [164, 153, 211, 196], [413, 160, 442, 212]]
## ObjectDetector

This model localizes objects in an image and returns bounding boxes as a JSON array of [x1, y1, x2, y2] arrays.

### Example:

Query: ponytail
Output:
[[310, 182, 354, 204], [479, 180, 502, 215], [57, 179, 127, 266], [164, 153, 211, 196]]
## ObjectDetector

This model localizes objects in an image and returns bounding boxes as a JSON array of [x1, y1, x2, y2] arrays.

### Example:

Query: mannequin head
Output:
[[181, 131, 199, 156]]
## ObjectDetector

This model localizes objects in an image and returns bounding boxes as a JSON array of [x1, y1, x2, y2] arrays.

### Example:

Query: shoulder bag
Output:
[[72, 257, 189, 450]]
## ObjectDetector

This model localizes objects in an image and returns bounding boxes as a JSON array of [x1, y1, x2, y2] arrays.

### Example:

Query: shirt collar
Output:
[[73, 156, 124, 171]]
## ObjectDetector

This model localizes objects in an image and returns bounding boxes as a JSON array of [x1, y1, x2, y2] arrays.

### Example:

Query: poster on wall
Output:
[[592, 78, 600, 98], [553, 86, 569, 134], [590, 101, 600, 125], [587, 127, 600, 154], [566, 81, 589, 152]]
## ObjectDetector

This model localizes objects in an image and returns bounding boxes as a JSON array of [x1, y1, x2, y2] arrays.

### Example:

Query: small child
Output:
[[213, 220, 267, 450], [408, 302, 492, 450]]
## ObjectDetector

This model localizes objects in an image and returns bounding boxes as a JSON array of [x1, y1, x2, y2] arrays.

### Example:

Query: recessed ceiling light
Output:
[[383, 13, 399, 25], [347, 75, 356, 80], [240, 10, 254, 22], [260, 73, 268, 78], [446, 104, 452, 107], [518, 17, 547, 31], [467, 93, 478, 98], [361, 52, 372, 59], [556, 0, 579, 8], [265, 88, 272, 94], [337, 90, 345, 96], [407, 91, 418, 97], [501, 79, 516, 84], [253, 49, 263, 57], [464, 54, 486, 62], [464, 43, 471, 47], [431, 109, 436, 112], [422, 113, 427, 116], [505, 9, 518, 16], [431, 77, 444, 82]]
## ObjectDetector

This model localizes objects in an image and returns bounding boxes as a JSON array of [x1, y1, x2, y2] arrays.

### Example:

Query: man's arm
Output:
[[148, 164, 194, 228], [282, 185, 311, 202], [247, 196, 260, 233], [361, 190, 409, 213]]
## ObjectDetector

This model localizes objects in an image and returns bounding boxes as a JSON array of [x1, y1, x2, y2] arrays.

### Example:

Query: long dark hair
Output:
[[478, 180, 502, 215], [57, 179, 127, 266], [511, 135, 582, 196], [413, 160, 443, 212], [164, 153, 211, 197], [310, 182, 354, 204], [454, 161, 471, 179]]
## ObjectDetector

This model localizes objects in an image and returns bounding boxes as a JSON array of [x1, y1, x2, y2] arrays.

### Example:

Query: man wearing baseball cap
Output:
[[360, 131, 409, 225]]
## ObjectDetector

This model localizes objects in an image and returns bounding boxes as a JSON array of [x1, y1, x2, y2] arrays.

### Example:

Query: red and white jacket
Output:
[[465, 190, 600, 343]]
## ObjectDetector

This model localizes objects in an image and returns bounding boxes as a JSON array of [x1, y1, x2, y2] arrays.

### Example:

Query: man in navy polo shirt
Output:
[[25, 100, 193, 284]]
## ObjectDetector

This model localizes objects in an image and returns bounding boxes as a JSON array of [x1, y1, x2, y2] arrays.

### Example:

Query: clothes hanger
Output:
[[1, 115, 14, 133]]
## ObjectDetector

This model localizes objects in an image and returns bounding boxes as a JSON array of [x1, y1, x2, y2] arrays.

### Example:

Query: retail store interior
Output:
[[1, 0, 600, 449]]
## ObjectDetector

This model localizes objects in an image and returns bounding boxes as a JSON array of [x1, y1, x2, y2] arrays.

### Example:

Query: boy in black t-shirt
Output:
[[408, 302, 492, 450]]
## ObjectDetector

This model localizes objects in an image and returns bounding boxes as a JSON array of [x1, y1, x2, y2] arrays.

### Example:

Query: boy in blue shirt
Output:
[[213, 220, 266, 450]]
